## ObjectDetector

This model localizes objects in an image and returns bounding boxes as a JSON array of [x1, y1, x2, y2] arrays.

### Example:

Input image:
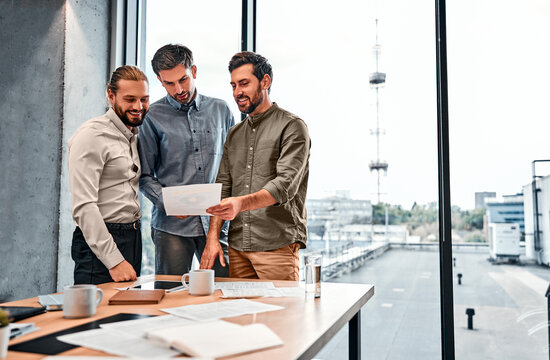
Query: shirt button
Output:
[[245, 184, 249, 188], [247, 165, 251, 169], [195, 149, 199, 152], [244, 224, 248, 227], [193, 130, 196, 133], [249, 147, 253, 151], [198, 167, 202, 170], [252, 128, 256, 132]]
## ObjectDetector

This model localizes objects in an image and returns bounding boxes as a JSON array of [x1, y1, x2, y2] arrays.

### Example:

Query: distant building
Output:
[[475, 191, 496, 209], [307, 195, 373, 241], [485, 194, 524, 234]]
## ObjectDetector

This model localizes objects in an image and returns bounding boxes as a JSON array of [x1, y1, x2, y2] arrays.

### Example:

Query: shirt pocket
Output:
[[254, 146, 279, 178], [204, 128, 224, 155]]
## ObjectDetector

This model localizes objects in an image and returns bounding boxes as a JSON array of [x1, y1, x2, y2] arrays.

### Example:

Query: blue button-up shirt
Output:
[[138, 92, 234, 237]]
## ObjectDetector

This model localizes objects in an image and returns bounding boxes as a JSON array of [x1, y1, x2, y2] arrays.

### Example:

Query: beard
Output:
[[113, 102, 147, 127], [237, 86, 263, 114]]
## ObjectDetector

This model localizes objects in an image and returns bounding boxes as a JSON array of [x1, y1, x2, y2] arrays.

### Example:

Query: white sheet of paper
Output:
[[161, 299, 284, 321], [57, 328, 179, 358], [221, 287, 305, 298], [99, 314, 193, 338], [162, 183, 222, 216], [214, 281, 275, 290]]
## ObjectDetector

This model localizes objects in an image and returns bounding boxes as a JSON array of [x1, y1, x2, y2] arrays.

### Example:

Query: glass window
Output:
[[258, 1, 441, 358], [141, 0, 241, 274], [447, 1, 550, 358]]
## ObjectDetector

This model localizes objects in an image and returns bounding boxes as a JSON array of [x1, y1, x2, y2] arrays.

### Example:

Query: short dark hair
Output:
[[107, 65, 148, 94], [151, 44, 193, 76], [228, 51, 273, 92]]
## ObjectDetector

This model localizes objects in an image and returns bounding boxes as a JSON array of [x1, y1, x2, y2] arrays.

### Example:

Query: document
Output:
[[221, 287, 305, 298], [162, 183, 222, 216], [100, 314, 193, 338], [162, 299, 284, 321], [57, 328, 179, 358], [215, 281, 275, 290], [147, 319, 283, 358]]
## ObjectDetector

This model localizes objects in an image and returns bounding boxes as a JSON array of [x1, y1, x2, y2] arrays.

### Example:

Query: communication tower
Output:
[[368, 19, 388, 204]]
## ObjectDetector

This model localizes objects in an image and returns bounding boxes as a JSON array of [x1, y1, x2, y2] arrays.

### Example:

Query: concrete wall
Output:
[[0, 0, 110, 302], [58, 0, 111, 292]]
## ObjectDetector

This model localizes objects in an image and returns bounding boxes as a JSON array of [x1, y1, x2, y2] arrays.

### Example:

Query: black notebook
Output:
[[0, 306, 46, 322]]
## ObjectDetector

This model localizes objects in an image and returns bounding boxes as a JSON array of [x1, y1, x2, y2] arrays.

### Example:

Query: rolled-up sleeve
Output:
[[138, 115, 165, 211], [263, 119, 310, 205], [68, 130, 124, 269]]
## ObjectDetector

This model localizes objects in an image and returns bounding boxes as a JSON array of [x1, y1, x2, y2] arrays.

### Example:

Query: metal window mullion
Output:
[[241, 0, 256, 52], [435, 0, 456, 359]]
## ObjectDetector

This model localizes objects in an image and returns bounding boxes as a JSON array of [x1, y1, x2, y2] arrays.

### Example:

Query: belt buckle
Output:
[[133, 222, 137, 230]]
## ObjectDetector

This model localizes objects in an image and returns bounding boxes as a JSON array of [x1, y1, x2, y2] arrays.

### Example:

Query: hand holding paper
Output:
[[162, 183, 222, 216]]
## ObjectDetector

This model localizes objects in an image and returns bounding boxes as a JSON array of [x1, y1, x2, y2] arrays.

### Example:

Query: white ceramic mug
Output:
[[63, 284, 103, 319], [181, 269, 214, 296]]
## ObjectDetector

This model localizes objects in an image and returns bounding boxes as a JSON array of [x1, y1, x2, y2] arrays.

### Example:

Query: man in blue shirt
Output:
[[138, 44, 234, 276]]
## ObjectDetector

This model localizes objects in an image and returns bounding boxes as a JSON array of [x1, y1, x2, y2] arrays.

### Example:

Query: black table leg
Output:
[[349, 310, 361, 360]]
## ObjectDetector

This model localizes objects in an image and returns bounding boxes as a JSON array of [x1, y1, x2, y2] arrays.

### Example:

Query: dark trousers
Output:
[[152, 228, 229, 277], [72, 223, 142, 285]]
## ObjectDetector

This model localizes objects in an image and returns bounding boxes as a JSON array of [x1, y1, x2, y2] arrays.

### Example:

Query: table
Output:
[[3, 276, 374, 359]]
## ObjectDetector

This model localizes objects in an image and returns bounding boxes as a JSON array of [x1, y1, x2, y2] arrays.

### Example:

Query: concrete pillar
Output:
[[0, 0, 110, 302]]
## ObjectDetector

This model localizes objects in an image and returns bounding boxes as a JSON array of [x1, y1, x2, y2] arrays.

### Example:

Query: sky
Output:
[[145, 0, 550, 210]]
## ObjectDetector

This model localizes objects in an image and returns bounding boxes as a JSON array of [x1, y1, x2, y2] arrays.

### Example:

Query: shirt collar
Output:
[[166, 91, 202, 112], [247, 102, 278, 126], [107, 107, 138, 140]]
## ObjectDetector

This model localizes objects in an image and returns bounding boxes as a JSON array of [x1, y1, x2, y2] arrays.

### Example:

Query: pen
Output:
[[166, 285, 187, 293], [10, 329, 22, 340]]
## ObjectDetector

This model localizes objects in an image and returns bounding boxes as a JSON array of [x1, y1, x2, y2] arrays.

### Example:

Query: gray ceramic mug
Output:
[[63, 284, 103, 318]]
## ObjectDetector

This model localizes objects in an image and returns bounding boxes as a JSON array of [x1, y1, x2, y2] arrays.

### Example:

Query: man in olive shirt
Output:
[[201, 51, 310, 281], [68, 65, 149, 284]]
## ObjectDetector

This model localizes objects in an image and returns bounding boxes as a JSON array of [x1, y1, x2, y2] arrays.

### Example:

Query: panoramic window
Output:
[[141, 0, 241, 273], [257, 0, 441, 358], [447, 0, 550, 358]]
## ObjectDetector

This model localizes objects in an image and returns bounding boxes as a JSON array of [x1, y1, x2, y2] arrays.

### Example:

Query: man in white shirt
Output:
[[68, 65, 149, 284]]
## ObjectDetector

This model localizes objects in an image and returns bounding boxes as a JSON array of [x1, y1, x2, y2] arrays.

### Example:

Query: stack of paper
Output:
[[147, 320, 283, 358]]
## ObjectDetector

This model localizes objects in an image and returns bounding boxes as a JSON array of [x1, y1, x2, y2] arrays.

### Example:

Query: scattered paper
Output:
[[147, 320, 283, 358], [162, 299, 284, 321], [162, 183, 222, 216], [215, 281, 275, 290], [100, 315, 193, 338], [57, 328, 179, 358], [221, 287, 305, 298]]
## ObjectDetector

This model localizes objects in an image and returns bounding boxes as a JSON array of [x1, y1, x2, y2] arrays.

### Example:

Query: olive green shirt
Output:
[[216, 103, 310, 251]]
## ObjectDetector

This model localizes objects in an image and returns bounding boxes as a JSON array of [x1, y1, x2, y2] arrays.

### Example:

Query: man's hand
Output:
[[200, 237, 226, 270], [109, 260, 137, 282], [206, 197, 243, 220]]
